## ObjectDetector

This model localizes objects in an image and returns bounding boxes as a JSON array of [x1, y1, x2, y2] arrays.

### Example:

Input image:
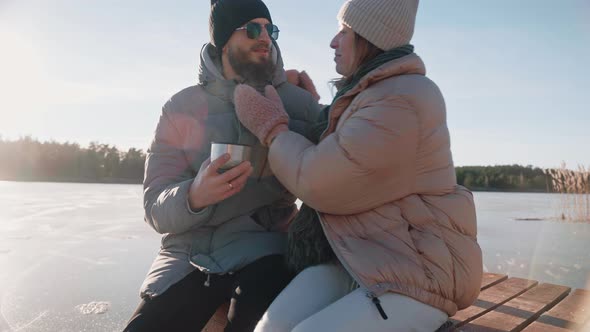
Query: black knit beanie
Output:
[[209, 0, 273, 49]]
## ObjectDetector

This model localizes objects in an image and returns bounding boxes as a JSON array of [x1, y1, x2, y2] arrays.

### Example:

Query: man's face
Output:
[[223, 18, 275, 85]]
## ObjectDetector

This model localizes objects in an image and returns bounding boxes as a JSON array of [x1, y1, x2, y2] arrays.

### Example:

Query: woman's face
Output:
[[330, 24, 356, 77]]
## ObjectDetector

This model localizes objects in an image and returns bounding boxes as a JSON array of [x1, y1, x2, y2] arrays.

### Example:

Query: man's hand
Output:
[[188, 154, 253, 210]]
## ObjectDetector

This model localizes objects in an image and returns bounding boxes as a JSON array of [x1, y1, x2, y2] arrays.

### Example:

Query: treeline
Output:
[[456, 165, 550, 192], [0, 137, 145, 183], [1, 137, 553, 192]]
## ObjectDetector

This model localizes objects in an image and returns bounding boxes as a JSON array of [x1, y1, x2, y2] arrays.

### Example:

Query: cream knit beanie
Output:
[[337, 0, 419, 51]]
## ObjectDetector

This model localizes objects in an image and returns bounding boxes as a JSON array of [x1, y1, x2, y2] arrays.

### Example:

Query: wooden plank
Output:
[[452, 278, 538, 328], [458, 283, 571, 332], [481, 273, 509, 291], [521, 289, 590, 332]]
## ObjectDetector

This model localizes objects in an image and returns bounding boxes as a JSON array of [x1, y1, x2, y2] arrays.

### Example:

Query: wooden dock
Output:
[[450, 273, 590, 331], [203, 273, 590, 331]]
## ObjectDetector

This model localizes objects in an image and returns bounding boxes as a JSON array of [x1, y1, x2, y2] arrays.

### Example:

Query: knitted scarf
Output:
[[286, 45, 414, 273]]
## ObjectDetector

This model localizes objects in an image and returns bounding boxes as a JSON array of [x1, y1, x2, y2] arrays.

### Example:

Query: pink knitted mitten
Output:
[[298, 71, 320, 102], [234, 85, 289, 146], [285, 70, 320, 102]]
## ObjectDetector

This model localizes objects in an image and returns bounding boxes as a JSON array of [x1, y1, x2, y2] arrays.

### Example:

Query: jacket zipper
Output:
[[256, 154, 268, 182], [316, 211, 388, 320], [203, 227, 217, 287], [367, 291, 389, 320], [314, 99, 391, 318], [315, 97, 389, 317]]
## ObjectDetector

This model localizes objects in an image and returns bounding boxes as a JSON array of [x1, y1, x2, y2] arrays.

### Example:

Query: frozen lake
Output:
[[1, 182, 589, 331]]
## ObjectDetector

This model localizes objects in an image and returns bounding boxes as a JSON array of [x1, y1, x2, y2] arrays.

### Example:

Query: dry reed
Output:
[[544, 163, 590, 222]]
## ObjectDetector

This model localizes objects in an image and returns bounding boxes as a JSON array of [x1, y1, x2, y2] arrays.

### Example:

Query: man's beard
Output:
[[228, 43, 275, 89]]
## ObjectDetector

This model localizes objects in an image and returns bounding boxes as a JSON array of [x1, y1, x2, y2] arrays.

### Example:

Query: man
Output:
[[123, 0, 321, 331]]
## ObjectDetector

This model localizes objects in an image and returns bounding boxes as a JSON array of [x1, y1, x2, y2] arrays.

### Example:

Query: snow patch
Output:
[[76, 301, 110, 315]]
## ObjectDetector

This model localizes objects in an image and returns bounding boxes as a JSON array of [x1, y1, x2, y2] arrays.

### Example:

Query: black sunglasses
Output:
[[235, 22, 280, 40]]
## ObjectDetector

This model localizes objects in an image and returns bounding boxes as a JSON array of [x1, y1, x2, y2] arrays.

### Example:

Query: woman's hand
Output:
[[234, 85, 290, 146]]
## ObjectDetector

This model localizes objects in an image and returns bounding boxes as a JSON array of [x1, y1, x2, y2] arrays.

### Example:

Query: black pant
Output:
[[124, 255, 293, 332]]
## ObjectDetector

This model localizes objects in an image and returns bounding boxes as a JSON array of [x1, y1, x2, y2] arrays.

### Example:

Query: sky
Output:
[[0, 0, 588, 168]]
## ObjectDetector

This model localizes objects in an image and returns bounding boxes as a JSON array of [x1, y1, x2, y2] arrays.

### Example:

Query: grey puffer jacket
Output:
[[139, 43, 320, 298]]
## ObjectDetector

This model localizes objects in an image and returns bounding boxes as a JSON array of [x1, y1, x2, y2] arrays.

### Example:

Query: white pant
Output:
[[255, 263, 448, 332]]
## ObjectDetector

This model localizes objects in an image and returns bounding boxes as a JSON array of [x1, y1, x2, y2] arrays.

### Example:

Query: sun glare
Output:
[[0, 29, 47, 111], [0, 27, 55, 136]]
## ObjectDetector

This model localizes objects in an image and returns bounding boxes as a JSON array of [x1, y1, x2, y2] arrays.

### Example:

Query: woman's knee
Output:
[[292, 290, 449, 332], [254, 312, 296, 332], [254, 263, 353, 332]]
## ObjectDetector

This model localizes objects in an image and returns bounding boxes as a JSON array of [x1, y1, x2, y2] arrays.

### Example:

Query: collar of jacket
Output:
[[197, 42, 287, 103], [320, 53, 427, 141], [343, 53, 426, 101]]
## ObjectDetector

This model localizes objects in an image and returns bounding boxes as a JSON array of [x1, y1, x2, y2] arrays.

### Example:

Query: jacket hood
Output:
[[197, 42, 287, 102]]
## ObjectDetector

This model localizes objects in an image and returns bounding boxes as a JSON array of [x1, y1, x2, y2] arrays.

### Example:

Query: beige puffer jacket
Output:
[[268, 53, 482, 316]]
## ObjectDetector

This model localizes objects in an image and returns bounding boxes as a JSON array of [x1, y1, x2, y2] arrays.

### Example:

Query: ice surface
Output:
[[0, 182, 589, 331]]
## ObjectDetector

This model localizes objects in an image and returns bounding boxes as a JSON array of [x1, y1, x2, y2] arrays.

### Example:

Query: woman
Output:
[[233, 0, 482, 330]]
